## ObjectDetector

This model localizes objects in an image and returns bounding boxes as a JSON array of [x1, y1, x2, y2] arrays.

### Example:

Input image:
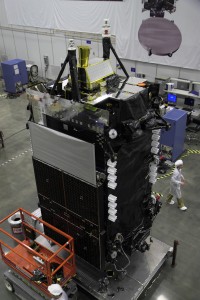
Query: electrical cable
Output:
[[113, 244, 130, 272], [4, 128, 26, 141], [120, 245, 131, 269], [125, 219, 144, 241]]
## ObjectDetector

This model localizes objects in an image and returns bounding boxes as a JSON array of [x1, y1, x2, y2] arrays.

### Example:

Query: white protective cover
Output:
[[29, 122, 96, 185]]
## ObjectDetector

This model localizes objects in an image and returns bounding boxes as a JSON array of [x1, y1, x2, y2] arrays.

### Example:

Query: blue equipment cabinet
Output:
[[1, 59, 28, 93], [160, 109, 187, 162]]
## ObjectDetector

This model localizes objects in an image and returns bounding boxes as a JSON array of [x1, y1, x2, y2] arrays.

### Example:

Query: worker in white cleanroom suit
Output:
[[48, 283, 68, 300], [166, 159, 187, 211]]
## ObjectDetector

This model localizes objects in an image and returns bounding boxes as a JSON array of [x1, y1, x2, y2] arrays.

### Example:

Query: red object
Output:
[[159, 155, 165, 161], [155, 194, 161, 201], [0, 208, 76, 297]]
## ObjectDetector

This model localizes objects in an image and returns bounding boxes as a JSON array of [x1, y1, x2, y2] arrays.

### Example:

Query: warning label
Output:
[[13, 227, 23, 234]]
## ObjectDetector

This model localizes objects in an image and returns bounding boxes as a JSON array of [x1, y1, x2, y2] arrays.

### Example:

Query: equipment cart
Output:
[[0, 208, 77, 299]]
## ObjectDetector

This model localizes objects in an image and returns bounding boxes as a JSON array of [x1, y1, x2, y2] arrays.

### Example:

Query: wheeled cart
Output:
[[0, 208, 76, 299], [3, 237, 171, 300], [4, 269, 77, 300], [74, 237, 172, 300]]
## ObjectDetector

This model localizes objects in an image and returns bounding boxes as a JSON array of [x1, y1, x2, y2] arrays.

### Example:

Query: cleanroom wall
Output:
[[0, 0, 200, 81]]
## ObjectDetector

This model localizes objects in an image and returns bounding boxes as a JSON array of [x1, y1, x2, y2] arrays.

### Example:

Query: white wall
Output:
[[0, 0, 200, 83], [0, 27, 117, 79]]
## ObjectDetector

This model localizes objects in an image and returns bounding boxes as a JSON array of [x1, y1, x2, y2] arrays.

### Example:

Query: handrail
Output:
[[0, 208, 76, 292]]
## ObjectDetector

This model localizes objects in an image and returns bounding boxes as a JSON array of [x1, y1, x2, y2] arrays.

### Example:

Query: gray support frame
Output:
[[74, 237, 172, 300]]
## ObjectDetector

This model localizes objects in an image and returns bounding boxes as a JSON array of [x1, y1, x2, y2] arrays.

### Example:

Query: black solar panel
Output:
[[33, 158, 65, 207]]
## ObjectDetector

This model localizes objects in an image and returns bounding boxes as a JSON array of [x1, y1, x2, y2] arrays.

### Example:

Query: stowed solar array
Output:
[[33, 158, 105, 270]]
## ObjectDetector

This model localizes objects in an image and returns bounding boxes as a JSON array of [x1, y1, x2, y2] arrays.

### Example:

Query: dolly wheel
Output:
[[4, 279, 14, 293]]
